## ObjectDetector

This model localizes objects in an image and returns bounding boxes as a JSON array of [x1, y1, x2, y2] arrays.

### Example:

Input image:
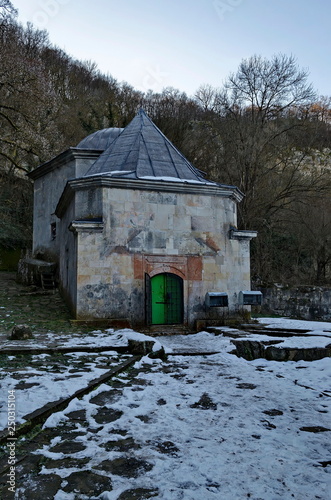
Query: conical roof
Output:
[[84, 109, 212, 184]]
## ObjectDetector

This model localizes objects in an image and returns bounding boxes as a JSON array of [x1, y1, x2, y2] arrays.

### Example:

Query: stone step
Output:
[[141, 325, 192, 336]]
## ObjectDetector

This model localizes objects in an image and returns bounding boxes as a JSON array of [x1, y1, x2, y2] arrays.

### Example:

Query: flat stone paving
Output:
[[0, 363, 161, 500]]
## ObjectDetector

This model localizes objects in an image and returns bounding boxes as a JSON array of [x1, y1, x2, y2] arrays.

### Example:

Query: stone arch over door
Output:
[[148, 264, 185, 280], [147, 272, 184, 325], [135, 255, 193, 326]]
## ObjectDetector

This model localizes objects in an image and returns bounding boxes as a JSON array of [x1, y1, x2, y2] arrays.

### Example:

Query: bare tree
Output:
[[192, 55, 331, 284], [195, 55, 322, 227], [195, 84, 220, 113], [223, 54, 315, 117], [0, 0, 17, 19]]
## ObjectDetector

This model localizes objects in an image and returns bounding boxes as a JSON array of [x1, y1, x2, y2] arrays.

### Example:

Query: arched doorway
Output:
[[148, 273, 184, 325]]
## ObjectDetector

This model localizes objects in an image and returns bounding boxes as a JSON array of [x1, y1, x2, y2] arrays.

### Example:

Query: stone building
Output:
[[28, 110, 257, 329]]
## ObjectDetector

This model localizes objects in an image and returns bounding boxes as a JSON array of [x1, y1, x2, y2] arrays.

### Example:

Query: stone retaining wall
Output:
[[259, 286, 331, 321]]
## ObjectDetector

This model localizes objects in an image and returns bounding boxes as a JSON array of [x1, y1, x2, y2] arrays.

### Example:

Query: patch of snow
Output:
[[139, 175, 216, 185], [54, 492, 75, 500], [258, 317, 331, 333], [159, 331, 231, 353], [42, 411, 69, 430], [112, 328, 170, 353], [134, 355, 163, 369], [33, 446, 65, 460], [84, 170, 134, 178], [237, 333, 331, 348]]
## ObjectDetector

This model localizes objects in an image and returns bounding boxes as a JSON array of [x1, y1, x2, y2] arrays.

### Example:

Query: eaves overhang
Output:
[[28, 148, 103, 180], [55, 175, 244, 219]]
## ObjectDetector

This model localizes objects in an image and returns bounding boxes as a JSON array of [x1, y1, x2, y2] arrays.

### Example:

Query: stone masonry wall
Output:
[[74, 185, 252, 326], [259, 286, 331, 321]]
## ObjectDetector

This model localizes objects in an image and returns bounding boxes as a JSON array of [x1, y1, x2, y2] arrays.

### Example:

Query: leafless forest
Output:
[[1, 1, 330, 285]]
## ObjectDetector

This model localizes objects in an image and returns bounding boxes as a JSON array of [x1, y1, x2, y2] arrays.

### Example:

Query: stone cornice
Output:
[[229, 228, 258, 240], [55, 175, 244, 218], [28, 148, 103, 180], [69, 220, 104, 233]]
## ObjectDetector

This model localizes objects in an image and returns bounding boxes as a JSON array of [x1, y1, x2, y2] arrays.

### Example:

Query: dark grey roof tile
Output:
[[84, 109, 214, 184]]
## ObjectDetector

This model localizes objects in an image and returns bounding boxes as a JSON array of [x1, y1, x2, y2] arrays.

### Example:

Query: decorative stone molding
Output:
[[229, 228, 258, 240], [28, 148, 102, 180], [69, 220, 104, 233], [56, 176, 244, 218]]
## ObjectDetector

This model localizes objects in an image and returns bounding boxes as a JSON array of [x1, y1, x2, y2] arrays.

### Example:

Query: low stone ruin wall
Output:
[[259, 286, 331, 321], [232, 339, 331, 362]]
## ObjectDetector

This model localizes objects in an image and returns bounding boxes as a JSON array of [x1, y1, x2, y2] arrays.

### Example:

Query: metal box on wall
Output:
[[205, 292, 229, 308], [238, 291, 262, 306]]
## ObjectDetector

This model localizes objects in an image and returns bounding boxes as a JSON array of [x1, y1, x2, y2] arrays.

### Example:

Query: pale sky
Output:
[[11, 0, 331, 97]]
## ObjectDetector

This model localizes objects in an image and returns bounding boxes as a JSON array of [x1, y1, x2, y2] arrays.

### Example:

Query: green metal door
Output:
[[151, 273, 183, 325], [151, 274, 166, 324]]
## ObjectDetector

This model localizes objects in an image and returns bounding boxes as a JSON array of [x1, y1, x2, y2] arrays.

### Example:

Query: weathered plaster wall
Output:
[[75, 156, 100, 178], [75, 187, 103, 220], [58, 198, 77, 315], [33, 166, 72, 258], [76, 231, 141, 322], [32, 155, 98, 260], [260, 286, 331, 321], [73, 185, 252, 326]]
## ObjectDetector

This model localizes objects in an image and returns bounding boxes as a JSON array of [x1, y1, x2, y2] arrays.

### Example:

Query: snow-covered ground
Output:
[[0, 328, 165, 430], [0, 351, 134, 429], [1, 326, 170, 432], [258, 317, 331, 332], [36, 353, 330, 500], [5, 319, 331, 500], [0, 328, 155, 351], [1, 319, 330, 499]]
